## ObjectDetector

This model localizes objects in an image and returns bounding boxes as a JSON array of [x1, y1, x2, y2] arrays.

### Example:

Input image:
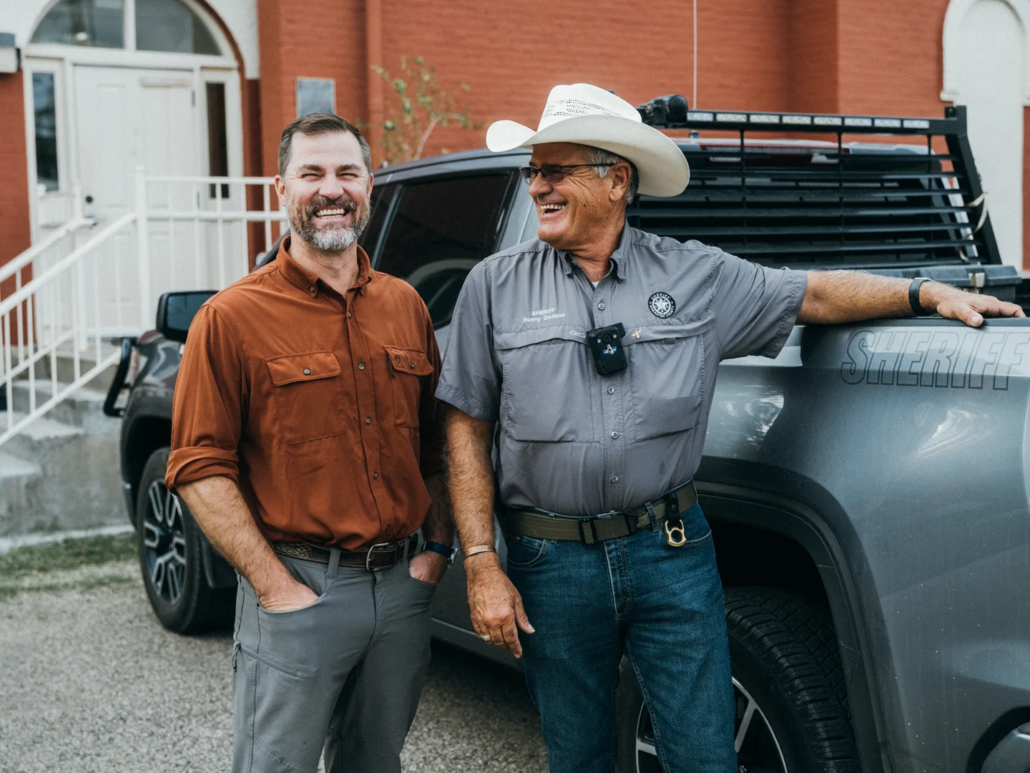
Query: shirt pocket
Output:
[[266, 351, 347, 444], [384, 345, 434, 429], [625, 323, 710, 442], [495, 327, 595, 443]]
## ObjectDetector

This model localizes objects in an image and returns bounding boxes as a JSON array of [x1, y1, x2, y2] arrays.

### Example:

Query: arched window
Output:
[[32, 0, 125, 49], [135, 0, 219, 54], [31, 0, 221, 55]]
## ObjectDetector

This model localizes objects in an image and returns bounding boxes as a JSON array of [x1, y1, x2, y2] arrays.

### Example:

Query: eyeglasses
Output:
[[518, 163, 616, 184]]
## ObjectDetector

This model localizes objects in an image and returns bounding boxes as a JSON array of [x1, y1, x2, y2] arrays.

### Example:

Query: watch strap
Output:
[[420, 540, 456, 565], [909, 277, 931, 316]]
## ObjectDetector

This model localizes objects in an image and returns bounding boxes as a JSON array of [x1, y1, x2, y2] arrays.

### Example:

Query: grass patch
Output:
[[0, 533, 136, 580]]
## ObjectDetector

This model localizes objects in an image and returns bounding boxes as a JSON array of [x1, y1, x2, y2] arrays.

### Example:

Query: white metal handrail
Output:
[[0, 213, 138, 447], [0, 218, 91, 285], [136, 168, 285, 316], [0, 168, 284, 447]]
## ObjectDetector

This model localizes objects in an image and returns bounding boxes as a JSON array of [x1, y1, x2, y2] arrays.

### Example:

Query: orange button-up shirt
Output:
[[166, 237, 443, 550]]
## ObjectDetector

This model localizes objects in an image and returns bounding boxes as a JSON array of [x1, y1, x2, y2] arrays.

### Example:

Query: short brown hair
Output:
[[278, 113, 371, 176]]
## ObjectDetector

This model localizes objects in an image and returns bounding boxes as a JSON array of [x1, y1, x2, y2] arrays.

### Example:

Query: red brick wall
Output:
[[372, 0, 794, 159], [257, 0, 368, 176], [0, 71, 32, 272]]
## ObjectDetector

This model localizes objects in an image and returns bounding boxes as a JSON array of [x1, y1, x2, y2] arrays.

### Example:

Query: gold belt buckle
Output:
[[663, 518, 687, 548]]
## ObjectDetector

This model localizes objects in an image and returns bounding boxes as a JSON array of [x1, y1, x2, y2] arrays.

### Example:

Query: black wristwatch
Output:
[[420, 540, 457, 567], [909, 277, 932, 316]]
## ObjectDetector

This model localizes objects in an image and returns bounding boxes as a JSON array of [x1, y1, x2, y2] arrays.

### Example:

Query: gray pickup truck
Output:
[[105, 98, 1030, 773]]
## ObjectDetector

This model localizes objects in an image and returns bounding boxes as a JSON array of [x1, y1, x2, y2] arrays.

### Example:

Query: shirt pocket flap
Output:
[[622, 320, 712, 346], [384, 346, 434, 376], [266, 351, 342, 386], [494, 326, 588, 351]]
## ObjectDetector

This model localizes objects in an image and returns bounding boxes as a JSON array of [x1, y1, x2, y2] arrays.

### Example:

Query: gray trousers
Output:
[[231, 549, 436, 773]]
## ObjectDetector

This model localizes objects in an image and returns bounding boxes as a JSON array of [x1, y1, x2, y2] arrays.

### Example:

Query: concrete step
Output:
[[0, 410, 124, 535], [9, 381, 111, 430], [0, 452, 44, 537], [32, 347, 120, 393]]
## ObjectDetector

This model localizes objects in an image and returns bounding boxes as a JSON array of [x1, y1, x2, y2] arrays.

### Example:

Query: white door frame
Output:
[[22, 0, 244, 239]]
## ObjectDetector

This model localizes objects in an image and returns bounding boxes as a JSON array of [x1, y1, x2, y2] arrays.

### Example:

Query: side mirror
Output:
[[156, 291, 216, 343]]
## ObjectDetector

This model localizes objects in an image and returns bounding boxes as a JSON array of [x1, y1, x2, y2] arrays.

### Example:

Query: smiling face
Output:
[[275, 130, 373, 253], [528, 142, 630, 254]]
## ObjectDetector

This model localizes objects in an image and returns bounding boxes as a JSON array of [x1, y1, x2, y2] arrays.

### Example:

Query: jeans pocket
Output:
[[505, 535, 550, 569]]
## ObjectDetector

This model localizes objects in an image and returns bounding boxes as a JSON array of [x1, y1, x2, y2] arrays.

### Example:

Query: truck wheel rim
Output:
[[634, 677, 787, 772], [142, 480, 187, 606]]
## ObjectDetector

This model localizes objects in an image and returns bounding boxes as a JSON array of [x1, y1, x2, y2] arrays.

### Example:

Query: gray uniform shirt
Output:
[[436, 224, 808, 516]]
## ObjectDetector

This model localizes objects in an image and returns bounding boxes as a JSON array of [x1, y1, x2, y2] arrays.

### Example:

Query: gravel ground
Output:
[[0, 563, 547, 773]]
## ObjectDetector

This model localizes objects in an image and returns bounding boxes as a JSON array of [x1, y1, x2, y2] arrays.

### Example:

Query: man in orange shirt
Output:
[[166, 114, 453, 773]]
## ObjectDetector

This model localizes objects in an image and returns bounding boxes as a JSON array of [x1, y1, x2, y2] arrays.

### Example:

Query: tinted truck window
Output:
[[377, 174, 512, 327]]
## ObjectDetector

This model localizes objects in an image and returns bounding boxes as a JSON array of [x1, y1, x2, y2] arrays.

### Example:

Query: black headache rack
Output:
[[630, 99, 1018, 296]]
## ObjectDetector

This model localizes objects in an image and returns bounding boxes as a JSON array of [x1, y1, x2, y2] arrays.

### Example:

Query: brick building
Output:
[[2, 0, 1028, 271]]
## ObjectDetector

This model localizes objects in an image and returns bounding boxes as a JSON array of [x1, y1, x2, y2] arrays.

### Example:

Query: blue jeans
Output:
[[505, 503, 736, 773]]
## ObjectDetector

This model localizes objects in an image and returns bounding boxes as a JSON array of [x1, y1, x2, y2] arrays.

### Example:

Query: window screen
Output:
[[377, 174, 512, 327]]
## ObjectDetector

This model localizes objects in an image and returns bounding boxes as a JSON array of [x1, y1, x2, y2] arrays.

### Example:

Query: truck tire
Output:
[[136, 447, 233, 634], [617, 586, 859, 773]]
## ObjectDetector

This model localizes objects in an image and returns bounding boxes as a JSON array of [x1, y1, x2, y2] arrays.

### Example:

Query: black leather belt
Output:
[[501, 481, 698, 546], [272, 534, 417, 570]]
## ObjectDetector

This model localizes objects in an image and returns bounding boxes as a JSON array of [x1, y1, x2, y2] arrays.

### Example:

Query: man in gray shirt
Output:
[[436, 83, 1023, 773]]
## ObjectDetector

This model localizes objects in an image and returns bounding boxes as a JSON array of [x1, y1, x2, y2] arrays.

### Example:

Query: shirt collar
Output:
[[558, 220, 630, 283], [276, 236, 374, 298]]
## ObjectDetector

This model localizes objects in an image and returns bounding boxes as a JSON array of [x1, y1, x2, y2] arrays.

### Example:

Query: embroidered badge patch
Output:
[[648, 292, 676, 319]]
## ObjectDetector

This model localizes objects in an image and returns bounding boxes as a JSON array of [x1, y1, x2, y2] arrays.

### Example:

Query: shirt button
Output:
[[347, 312, 352, 318], [309, 286, 316, 293], [610, 475, 619, 483], [607, 386, 615, 395], [373, 472, 379, 479], [365, 417, 372, 424], [409, 361, 415, 369], [611, 431, 619, 439], [303, 368, 311, 375], [358, 362, 365, 370], [597, 302, 606, 310]]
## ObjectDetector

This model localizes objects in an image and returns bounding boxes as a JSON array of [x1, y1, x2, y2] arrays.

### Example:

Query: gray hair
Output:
[[586, 147, 639, 205], [278, 113, 372, 177]]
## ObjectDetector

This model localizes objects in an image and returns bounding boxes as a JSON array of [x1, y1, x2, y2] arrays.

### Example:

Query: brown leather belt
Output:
[[272, 534, 417, 570], [500, 481, 698, 546]]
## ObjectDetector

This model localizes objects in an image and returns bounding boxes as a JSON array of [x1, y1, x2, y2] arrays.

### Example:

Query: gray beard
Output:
[[308, 225, 359, 252], [289, 198, 371, 253]]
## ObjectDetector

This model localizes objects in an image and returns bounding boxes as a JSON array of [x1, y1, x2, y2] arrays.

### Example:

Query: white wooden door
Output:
[[952, 0, 1024, 268], [73, 65, 200, 333]]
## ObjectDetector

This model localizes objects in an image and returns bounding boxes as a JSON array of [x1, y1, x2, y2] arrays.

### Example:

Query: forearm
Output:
[[177, 476, 293, 597], [798, 271, 912, 324], [798, 270, 1024, 327], [444, 408, 497, 561], [421, 472, 454, 546]]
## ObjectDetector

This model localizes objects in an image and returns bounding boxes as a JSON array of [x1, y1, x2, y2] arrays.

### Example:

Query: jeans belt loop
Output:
[[327, 547, 341, 579], [644, 502, 660, 532]]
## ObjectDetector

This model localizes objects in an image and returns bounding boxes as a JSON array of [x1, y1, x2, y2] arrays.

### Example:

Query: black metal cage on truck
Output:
[[630, 99, 1016, 299]]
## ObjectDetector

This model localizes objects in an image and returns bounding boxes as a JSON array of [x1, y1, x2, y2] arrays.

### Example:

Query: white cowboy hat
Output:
[[486, 83, 690, 197]]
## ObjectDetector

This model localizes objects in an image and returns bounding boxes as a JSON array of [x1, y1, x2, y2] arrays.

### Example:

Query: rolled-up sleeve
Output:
[[711, 249, 808, 360], [418, 302, 445, 478], [435, 261, 500, 422], [166, 305, 246, 492]]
